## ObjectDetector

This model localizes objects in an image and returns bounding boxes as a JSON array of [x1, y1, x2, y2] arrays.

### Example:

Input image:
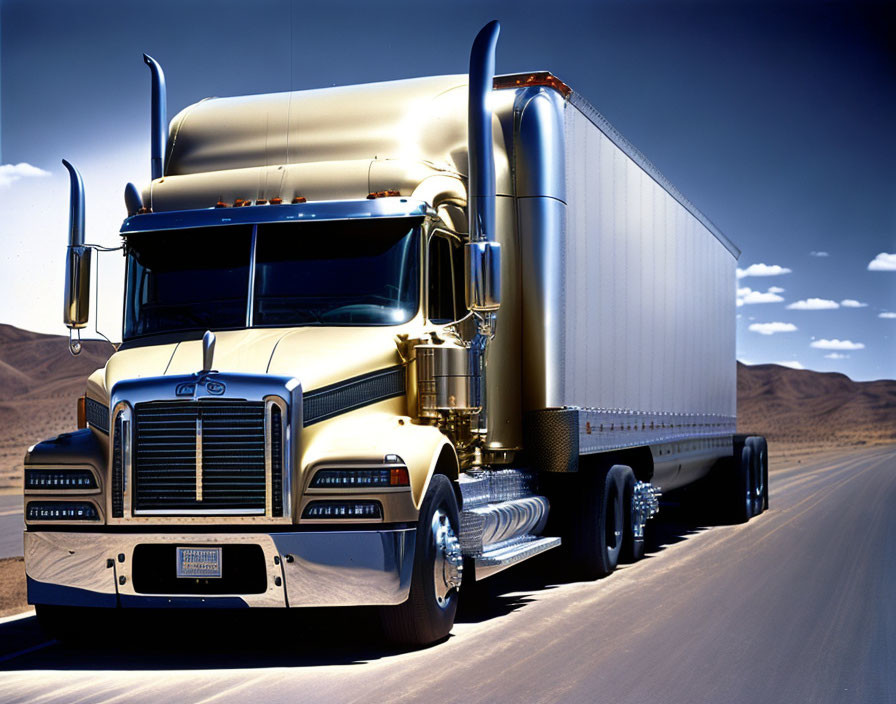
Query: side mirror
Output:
[[62, 160, 91, 354], [465, 240, 501, 312]]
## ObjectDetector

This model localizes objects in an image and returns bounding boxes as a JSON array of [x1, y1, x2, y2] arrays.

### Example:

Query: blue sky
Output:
[[1, 0, 894, 380]]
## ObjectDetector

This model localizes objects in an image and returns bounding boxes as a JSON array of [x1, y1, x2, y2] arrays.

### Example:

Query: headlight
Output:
[[310, 467, 409, 488], [302, 500, 382, 519], [26, 501, 99, 521], [25, 468, 97, 491]]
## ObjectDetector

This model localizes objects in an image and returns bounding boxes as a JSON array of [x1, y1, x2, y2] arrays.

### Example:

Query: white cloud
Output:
[[768, 286, 785, 294], [840, 299, 867, 308], [0, 162, 51, 188], [810, 339, 865, 350], [867, 253, 896, 271], [736, 286, 785, 306], [824, 353, 849, 359], [776, 360, 805, 370], [736, 263, 793, 279], [810, 251, 829, 257], [879, 312, 896, 319], [786, 298, 839, 310], [749, 322, 797, 335]]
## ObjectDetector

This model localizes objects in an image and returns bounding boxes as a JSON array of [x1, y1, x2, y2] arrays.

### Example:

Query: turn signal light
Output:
[[77, 396, 87, 429], [367, 190, 401, 199], [292, 196, 307, 203], [303, 501, 382, 520]]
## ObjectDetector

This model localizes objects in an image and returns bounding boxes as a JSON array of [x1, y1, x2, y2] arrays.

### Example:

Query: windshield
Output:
[[122, 218, 420, 341], [253, 219, 419, 326]]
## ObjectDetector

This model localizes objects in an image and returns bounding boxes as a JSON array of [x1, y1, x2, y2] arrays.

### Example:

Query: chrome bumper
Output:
[[25, 528, 416, 609]]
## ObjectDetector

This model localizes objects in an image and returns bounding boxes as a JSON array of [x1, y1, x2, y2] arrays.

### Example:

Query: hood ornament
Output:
[[202, 330, 216, 374]]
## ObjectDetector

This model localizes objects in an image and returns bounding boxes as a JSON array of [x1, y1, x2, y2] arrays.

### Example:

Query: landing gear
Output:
[[380, 474, 462, 646]]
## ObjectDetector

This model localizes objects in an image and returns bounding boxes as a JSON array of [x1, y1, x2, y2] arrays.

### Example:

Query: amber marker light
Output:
[[77, 396, 87, 429], [292, 196, 307, 203], [493, 71, 573, 98], [367, 190, 401, 199]]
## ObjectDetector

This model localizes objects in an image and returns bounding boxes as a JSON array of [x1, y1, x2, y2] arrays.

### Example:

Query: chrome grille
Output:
[[134, 400, 266, 513]]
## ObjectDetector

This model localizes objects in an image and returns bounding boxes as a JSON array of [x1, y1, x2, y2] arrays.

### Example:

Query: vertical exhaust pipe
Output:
[[62, 159, 91, 354], [465, 20, 502, 315], [143, 54, 168, 181]]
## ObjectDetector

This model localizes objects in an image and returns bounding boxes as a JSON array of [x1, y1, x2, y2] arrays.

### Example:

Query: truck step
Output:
[[474, 536, 561, 581]]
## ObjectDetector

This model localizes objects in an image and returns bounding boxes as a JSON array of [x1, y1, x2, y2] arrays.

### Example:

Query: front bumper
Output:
[[25, 528, 415, 609]]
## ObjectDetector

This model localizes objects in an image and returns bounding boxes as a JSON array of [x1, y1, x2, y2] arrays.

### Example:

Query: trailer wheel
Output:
[[380, 474, 462, 647], [729, 442, 755, 524], [621, 468, 645, 562], [572, 464, 626, 578], [747, 436, 769, 513]]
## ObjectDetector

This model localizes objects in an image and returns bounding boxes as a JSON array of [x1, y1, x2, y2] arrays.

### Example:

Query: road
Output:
[[0, 445, 893, 703], [0, 495, 22, 559]]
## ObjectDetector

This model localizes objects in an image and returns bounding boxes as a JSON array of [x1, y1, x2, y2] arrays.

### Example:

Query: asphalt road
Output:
[[0, 445, 893, 703], [0, 495, 23, 559]]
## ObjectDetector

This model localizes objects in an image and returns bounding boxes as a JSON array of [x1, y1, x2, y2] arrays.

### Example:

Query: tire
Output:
[[620, 467, 645, 563], [379, 474, 462, 647], [747, 436, 769, 512], [571, 464, 627, 578], [729, 442, 754, 524]]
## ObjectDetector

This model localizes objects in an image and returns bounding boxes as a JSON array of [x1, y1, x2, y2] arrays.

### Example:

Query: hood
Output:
[[98, 326, 413, 400]]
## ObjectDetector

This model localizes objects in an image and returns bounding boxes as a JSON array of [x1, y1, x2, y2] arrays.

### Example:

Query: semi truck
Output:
[[23, 21, 768, 646]]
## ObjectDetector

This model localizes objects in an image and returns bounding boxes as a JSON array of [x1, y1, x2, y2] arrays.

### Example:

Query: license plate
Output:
[[176, 546, 222, 579]]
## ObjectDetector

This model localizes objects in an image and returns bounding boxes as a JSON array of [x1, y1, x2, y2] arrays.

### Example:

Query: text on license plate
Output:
[[176, 546, 222, 578]]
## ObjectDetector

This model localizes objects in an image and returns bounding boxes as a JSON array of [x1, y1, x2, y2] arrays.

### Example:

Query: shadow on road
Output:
[[0, 501, 714, 672]]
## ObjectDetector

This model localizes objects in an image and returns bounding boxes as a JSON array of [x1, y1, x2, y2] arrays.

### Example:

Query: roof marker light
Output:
[[493, 71, 572, 98]]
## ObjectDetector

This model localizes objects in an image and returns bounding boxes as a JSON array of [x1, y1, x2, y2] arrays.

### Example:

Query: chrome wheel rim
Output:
[[431, 508, 463, 609]]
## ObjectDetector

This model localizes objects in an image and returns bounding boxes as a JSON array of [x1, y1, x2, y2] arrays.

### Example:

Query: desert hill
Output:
[[0, 324, 893, 489], [736, 362, 896, 451], [0, 324, 114, 489]]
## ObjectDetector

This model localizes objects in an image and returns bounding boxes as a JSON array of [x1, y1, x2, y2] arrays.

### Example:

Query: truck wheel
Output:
[[620, 468, 645, 563], [380, 474, 462, 647], [572, 464, 626, 578], [730, 442, 754, 524], [747, 436, 769, 512]]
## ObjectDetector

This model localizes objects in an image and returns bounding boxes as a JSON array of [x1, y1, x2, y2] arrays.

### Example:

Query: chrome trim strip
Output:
[[135, 508, 265, 516], [111, 402, 134, 517], [195, 415, 203, 502], [246, 224, 258, 327], [120, 198, 428, 235]]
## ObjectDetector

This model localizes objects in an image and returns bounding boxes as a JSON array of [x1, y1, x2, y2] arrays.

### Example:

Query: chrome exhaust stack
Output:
[[465, 20, 502, 320], [143, 54, 168, 181], [62, 159, 91, 355]]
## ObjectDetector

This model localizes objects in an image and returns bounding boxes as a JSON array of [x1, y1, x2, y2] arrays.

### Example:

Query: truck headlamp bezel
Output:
[[24, 467, 100, 494], [26, 501, 100, 522]]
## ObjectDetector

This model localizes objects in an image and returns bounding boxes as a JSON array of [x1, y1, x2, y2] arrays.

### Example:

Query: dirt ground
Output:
[[0, 557, 27, 618]]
